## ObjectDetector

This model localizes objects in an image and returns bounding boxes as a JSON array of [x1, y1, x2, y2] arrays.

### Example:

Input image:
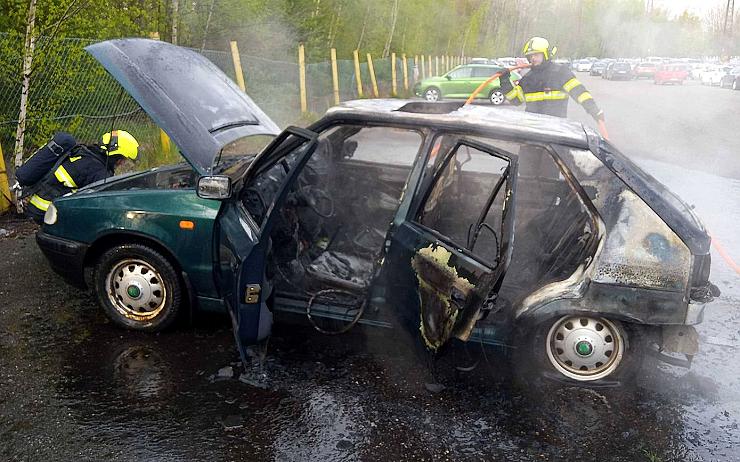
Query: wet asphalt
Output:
[[1, 75, 740, 461]]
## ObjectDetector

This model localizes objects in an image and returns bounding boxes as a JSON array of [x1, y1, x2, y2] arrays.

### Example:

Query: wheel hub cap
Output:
[[106, 259, 167, 321], [545, 316, 625, 381]]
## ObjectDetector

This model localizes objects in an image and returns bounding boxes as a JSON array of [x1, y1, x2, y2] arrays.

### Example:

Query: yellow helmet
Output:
[[522, 36, 557, 60], [101, 130, 139, 160]]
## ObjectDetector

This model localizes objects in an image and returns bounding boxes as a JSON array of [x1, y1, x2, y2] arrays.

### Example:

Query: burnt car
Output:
[[36, 39, 716, 385]]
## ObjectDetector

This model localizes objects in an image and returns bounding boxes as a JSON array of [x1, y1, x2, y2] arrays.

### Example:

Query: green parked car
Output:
[[414, 64, 521, 105]]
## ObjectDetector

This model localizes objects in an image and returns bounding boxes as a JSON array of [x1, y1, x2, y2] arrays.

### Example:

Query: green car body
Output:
[[414, 64, 521, 105], [37, 164, 227, 312]]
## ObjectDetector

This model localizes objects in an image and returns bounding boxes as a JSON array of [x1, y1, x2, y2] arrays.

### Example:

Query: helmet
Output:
[[522, 36, 557, 60], [101, 130, 139, 160]]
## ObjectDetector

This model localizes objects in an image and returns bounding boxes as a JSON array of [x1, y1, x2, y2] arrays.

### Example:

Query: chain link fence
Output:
[[0, 33, 426, 180]]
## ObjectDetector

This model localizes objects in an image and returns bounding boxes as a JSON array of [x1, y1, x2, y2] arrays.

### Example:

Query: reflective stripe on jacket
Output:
[[499, 61, 602, 120]]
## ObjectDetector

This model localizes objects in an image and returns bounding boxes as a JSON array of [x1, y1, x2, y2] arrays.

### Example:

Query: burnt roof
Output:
[[324, 99, 596, 148]]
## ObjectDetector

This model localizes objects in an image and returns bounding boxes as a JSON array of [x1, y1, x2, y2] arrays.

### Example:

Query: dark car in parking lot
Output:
[[37, 39, 717, 386], [720, 67, 740, 89], [603, 62, 633, 80], [589, 61, 607, 76]]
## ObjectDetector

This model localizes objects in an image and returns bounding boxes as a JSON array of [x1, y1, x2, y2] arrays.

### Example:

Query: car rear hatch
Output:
[[86, 38, 280, 175]]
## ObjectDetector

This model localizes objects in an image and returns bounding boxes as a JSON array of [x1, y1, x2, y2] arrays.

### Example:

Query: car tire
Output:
[[489, 89, 505, 105], [93, 244, 182, 332], [513, 315, 643, 387], [423, 87, 441, 102]]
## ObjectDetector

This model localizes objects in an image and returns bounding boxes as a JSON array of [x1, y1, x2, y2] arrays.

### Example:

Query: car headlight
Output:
[[44, 203, 58, 225]]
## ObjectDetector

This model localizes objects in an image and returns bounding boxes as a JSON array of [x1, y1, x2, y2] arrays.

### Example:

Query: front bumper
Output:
[[36, 230, 89, 288]]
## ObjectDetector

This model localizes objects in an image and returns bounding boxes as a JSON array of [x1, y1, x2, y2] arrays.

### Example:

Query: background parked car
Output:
[[633, 62, 657, 79], [574, 59, 592, 72], [654, 64, 689, 85], [603, 61, 632, 80], [701, 65, 733, 86], [589, 60, 608, 76], [719, 67, 740, 88], [414, 64, 520, 105]]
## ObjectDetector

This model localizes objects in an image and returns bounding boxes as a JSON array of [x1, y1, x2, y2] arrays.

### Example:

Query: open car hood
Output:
[[86, 39, 280, 175]]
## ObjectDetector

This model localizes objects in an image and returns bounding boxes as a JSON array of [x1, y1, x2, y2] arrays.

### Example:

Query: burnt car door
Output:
[[381, 136, 518, 350], [215, 127, 319, 361]]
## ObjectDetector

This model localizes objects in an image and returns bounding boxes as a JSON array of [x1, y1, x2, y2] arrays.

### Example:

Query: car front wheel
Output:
[[93, 244, 182, 332], [489, 89, 505, 105], [423, 87, 441, 102]]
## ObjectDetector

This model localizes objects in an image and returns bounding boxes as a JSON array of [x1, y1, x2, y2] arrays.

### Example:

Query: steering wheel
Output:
[[296, 162, 335, 218]]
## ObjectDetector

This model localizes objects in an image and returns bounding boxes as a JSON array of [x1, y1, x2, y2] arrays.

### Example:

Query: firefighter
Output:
[[23, 130, 139, 223], [499, 36, 604, 122]]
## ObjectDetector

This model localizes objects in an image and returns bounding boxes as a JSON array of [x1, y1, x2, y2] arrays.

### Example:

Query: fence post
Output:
[[330, 48, 340, 105], [0, 142, 11, 213], [445, 55, 449, 72], [402, 53, 409, 91], [391, 52, 397, 97], [298, 43, 308, 113], [230, 40, 247, 92], [435, 56, 439, 76], [353, 49, 364, 97], [366, 53, 379, 98], [420, 55, 425, 79], [427, 55, 432, 78]]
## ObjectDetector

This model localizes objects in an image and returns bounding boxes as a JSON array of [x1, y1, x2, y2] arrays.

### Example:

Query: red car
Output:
[[633, 62, 657, 79], [654, 64, 689, 85]]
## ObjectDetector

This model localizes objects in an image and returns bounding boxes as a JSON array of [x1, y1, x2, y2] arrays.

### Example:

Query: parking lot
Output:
[[1, 75, 740, 461]]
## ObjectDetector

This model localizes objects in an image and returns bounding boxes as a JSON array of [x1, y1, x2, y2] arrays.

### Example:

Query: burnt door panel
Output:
[[216, 127, 318, 361], [383, 137, 517, 351]]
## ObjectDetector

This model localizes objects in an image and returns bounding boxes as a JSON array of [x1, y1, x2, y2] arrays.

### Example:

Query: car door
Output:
[[469, 66, 501, 97], [444, 66, 474, 97], [215, 127, 319, 361], [379, 135, 518, 351]]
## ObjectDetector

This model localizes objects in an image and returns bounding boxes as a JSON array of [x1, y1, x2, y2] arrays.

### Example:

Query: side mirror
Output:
[[197, 175, 232, 200], [445, 74, 452, 80]]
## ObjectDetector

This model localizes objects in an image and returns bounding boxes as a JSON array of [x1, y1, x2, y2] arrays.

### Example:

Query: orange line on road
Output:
[[709, 231, 740, 276]]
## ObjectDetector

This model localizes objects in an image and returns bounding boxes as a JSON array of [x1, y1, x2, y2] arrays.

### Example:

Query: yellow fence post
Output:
[[330, 48, 340, 105], [149, 32, 172, 157], [230, 40, 247, 92], [391, 52, 397, 97], [402, 53, 409, 91], [420, 55, 425, 79], [353, 49, 364, 97], [435, 56, 439, 76], [366, 53, 379, 98], [0, 142, 11, 213], [298, 43, 308, 113]]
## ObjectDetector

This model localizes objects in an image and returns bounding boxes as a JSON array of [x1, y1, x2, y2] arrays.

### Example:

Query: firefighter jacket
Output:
[[499, 61, 603, 120], [28, 144, 113, 216]]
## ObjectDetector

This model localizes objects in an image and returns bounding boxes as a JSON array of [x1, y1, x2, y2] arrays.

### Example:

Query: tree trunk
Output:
[[356, 3, 371, 50], [14, 0, 37, 171], [200, 0, 216, 51], [171, 0, 179, 45], [382, 0, 399, 58]]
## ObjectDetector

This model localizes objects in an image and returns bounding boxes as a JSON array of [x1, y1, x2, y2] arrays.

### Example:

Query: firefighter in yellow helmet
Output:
[[499, 37, 604, 122], [23, 130, 138, 223]]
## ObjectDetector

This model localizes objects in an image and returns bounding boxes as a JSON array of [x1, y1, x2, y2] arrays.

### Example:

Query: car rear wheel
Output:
[[489, 89, 505, 105], [93, 244, 182, 332], [515, 315, 641, 386], [423, 87, 441, 102]]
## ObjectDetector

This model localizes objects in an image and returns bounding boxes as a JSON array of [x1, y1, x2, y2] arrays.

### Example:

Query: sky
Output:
[[654, 0, 723, 17]]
